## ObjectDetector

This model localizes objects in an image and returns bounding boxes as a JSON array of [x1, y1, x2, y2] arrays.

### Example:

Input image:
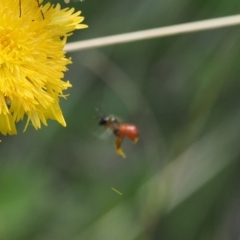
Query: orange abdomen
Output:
[[118, 124, 139, 142]]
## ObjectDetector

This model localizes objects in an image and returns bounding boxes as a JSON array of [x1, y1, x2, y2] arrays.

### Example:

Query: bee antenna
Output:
[[94, 107, 105, 119], [95, 107, 100, 113]]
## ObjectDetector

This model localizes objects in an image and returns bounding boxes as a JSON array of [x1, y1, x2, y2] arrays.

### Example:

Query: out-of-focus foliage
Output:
[[1, 0, 240, 239]]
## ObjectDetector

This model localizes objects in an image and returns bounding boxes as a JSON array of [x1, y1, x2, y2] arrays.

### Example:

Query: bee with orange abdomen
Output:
[[99, 116, 139, 158]]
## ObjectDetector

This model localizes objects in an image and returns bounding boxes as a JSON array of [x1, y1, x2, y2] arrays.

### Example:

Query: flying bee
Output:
[[99, 115, 139, 158]]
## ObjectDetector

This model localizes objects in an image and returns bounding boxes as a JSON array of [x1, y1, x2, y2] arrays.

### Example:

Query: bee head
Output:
[[99, 116, 109, 126]]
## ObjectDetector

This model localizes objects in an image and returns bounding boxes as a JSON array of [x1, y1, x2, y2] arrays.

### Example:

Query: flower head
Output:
[[0, 0, 87, 135]]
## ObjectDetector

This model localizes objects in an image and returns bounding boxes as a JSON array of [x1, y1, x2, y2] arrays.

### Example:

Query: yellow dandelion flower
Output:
[[0, 0, 87, 135]]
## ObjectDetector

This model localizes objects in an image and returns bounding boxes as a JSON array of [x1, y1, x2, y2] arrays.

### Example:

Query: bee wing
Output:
[[91, 128, 112, 140], [98, 128, 112, 140]]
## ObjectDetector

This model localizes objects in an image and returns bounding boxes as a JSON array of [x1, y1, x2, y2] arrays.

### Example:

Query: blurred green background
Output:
[[2, 0, 240, 239]]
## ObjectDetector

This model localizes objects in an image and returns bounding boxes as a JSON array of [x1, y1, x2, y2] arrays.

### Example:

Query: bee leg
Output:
[[115, 136, 126, 158], [133, 137, 139, 143]]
